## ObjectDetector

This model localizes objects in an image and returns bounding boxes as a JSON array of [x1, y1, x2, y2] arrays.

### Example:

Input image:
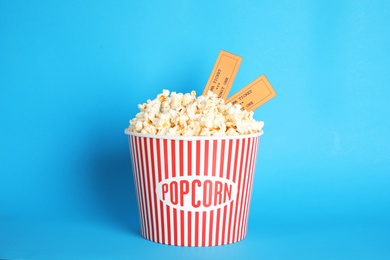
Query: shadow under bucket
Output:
[[125, 130, 261, 246]]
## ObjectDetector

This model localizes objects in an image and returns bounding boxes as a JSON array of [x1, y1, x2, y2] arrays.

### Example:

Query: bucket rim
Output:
[[124, 129, 262, 141]]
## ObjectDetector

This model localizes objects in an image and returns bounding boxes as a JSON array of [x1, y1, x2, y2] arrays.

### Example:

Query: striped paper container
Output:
[[125, 130, 261, 246]]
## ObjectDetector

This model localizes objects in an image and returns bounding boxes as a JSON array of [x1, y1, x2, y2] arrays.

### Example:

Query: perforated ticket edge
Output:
[[202, 50, 242, 100], [225, 74, 276, 111]]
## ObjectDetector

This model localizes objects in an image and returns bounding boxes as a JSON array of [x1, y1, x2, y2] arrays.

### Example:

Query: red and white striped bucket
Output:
[[125, 130, 261, 246]]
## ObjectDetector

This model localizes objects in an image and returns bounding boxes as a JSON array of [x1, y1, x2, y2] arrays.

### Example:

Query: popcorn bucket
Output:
[[125, 130, 261, 246]]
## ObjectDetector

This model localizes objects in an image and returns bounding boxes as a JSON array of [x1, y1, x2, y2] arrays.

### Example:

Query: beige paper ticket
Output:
[[202, 50, 242, 100], [225, 74, 276, 111]]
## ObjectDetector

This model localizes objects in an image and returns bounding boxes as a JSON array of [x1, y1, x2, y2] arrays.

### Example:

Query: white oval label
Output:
[[156, 176, 237, 212]]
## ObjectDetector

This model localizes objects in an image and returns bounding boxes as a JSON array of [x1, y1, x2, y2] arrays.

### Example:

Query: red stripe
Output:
[[188, 141, 192, 176], [237, 138, 252, 239], [149, 138, 160, 242], [196, 141, 201, 176], [173, 208, 178, 245], [129, 138, 139, 228], [227, 139, 240, 243], [179, 140, 185, 246], [170, 140, 178, 245], [188, 211, 192, 246], [163, 139, 171, 245], [209, 211, 214, 245], [222, 140, 233, 244], [221, 206, 228, 245], [242, 137, 257, 238], [147, 138, 156, 241], [245, 138, 258, 237], [232, 139, 241, 182], [156, 138, 166, 244], [138, 137, 148, 238], [226, 140, 233, 180], [166, 205, 171, 245], [215, 208, 221, 246], [232, 138, 247, 242], [220, 140, 226, 177], [195, 212, 199, 246], [179, 141, 188, 245], [244, 138, 255, 239], [159, 196, 165, 243], [187, 140, 192, 246], [180, 210, 185, 246], [202, 211, 207, 246], [203, 140, 210, 246], [212, 140, 218, 176], [180, 140, 184, 176], [239, 138, 253, 240], [163, 140, 169, 179], [143, 138, 154, 241], [195, 141, 200, 247], [231, 138, 245, 242], [207, 140, 218, 245], [130, 137, 145, 237], [215, 140, 225, 245], [236, 138, 252, 241], [137, 138, 148, 238], [242, 137, 259, 238], [245, 137, 258, 237], [204, 140, 209, 176], [171, 140, 176, 177], [156, 138, 162, 183]]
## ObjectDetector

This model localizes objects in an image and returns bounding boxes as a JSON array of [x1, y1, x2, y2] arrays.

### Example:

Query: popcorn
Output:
[[127, 90, 264, 136]]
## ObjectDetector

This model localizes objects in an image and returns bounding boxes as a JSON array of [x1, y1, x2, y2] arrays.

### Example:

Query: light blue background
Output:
[[1, 1, 389, 259]]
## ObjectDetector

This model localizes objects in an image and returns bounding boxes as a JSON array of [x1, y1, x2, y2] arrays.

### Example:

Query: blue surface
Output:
[[1, 0, 390, 259]]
